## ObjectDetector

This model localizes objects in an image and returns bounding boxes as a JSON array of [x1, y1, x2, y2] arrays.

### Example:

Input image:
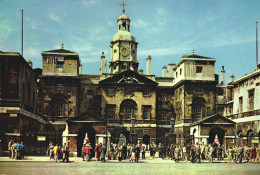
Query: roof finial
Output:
[[192, 49, 195, 54], [61, 43, 64, 49], [120, 2, 126, 13]]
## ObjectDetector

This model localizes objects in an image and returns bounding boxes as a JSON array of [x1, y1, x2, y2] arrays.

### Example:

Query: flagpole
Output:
[[21, 9, 23, 57]]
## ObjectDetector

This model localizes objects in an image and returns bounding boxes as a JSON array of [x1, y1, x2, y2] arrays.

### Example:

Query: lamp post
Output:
[[130, 117, 137, 144], [169, 117, 176, 144]]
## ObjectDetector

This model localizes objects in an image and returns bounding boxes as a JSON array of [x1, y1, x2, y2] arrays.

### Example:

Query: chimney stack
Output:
[[28, 59, 32, 68], [146, 55, 152, 75], [230, 74, 235, 82], [221, 66, 225, 84], [100, 52, 105, 74], [139, 69, 143, 75], [162, 65, 167, 77], [79, 60, 82, 74], [168, 63, 176, 77]]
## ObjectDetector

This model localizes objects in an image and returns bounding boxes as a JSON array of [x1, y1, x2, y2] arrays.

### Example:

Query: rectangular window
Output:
[[57, 103, 64, 116], [142, 106, 151, 119], [125, 108, 133, 119], [196, 66, 202, 73], [143, 89, 150, 96], [180, 68, 182, 75], [248, 89, 254, 111], [176, 72, 178, 78], [57, 84, 63, 89], [56, 63, 63, 68], [161, 91, 167, 98], [161, 111, 167, 120], [125, 89, 132, 96], [106, 105, 115, 119], [239, 96, 243, 113], [107, 88, 115, 95], [193, 106, 202, 119]]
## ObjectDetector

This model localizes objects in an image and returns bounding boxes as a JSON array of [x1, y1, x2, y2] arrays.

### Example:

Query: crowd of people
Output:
[[8, 140, 25, 160], [47, 141, 70, 163], [7, 139, 260, 164]]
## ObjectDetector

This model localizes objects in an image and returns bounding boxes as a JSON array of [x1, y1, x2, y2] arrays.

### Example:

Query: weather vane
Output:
[[120, 2, 126, 13]]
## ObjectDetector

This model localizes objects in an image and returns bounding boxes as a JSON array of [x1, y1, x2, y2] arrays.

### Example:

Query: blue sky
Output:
[[1, 0, 260, 81]]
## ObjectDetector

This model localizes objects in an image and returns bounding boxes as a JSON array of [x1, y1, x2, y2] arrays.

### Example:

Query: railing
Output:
[[226, 109, 260, 119], [0, 99, 48, 122]]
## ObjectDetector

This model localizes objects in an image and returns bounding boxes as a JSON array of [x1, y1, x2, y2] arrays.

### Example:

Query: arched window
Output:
[[51, 94, 68, 118], [192, 98, 206, 120], [120, 99, 137, 120], [122, 22, 126, 30]]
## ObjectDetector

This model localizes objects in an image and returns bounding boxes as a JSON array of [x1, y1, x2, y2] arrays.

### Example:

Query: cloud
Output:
[[48, 13, 60, 22]]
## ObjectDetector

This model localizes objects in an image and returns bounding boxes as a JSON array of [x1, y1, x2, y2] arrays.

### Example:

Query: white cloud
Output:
[[48, 13, 60, 22], [132, 19, 149, 28]]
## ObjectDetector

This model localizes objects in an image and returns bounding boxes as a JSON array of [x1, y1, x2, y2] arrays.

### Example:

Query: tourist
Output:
[[57, 145, 63, 163], [186, 143, 191, 161], [256, 146, 260, 161], [201, 142, 205, 160], [182, 144, 187, 161], [195, 142, 201, 163], [174, 145, 180, 163], [127, 143, 131, 158], [238, 145, 243, 163], [204, 144, 209, 160], [141, 143, 146, 159], [149, 144, 153, 158], [53, 144, 58, 162], [118, 143, 123, 161], [49, 142, 54, 160], [11, 141, 17, 159], [252, 145, 256, 161], [15, 142, 22, 160], [63, 146, 70, 163], [227, 146, 234, 163], [8, 140, 13, 158], [208, 144, 214, 163], [20, 141, 25, 159], [169, 144, 174, 160], [82, 144, 86, 161], [135, 144, 140, 162], [100, 143, 106, 162], [123, 143, 127, 159], [94, 143, 100, 161]]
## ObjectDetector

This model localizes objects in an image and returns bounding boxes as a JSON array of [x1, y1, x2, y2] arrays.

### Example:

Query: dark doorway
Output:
[[208, 127, 225, 145], [143, 134, 150, 145], [77, 125, 96, 157]]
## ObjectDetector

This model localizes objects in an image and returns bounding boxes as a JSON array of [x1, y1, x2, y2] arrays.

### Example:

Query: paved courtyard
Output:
[[0, 157, 260, 175]]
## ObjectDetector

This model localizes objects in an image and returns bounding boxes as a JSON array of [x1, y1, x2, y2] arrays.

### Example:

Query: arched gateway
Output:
[[209, 127, 225, 145], [77, 125, 96, 157]]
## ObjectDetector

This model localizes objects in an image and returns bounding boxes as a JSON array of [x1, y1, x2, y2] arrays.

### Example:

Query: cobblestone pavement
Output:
[[0, 156, 260, 175]]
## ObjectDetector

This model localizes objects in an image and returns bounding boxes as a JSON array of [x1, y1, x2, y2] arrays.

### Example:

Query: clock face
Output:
[[121, 46, 130, 56]]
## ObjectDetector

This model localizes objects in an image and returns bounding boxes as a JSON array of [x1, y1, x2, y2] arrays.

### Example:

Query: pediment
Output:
[[99, 69, 158, 86], [192, 114, 235, 126], [67, 111, 104, 123]]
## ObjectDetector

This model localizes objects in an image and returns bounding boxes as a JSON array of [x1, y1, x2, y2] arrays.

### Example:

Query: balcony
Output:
[[226, 109, 260, 119]]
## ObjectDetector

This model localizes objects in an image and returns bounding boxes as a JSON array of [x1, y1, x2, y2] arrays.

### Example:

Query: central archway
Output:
[[77, 125, 96, 157], [208, 127, 225, 145], [143, 134, 150, 145]]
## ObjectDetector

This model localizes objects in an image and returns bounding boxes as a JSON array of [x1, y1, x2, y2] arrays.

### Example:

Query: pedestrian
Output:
[[201, 142, 205, 160], [174, 145, 180, 163], [8, 140, 13, 158], [49, 142, 54, 160], [15, 142, 22, 160], [182, 144, 187, 161], [123, 143, 127, 159], [83, 144, 91, 161], [57, 145, 63, 163], [195, 142, 201, 163], [252, 146, 256, 161], [20, 141, 25, 159], [82, 144, 86, 161], [186, 143, 191, 161], [11, 141, 17, 159], [141, 144, 146, 159], [170, 144, 174, 160], [158, 143, 162, 158], [127, 143, 131, 158], [208, 144, 214, 163], [63, 146, 70, 163], [204, 144, 208, 160], [94, 143, 100, 161], [256, 146, 260, 161], [149, 144, 153, 158], [100, 143, 106, 162], [62, 143, 66, 162], [238, 145, 243, 163], [227, 146, 234, 163], [217, 144, 222, 161], [135, 144, 140, 162], [53, 144, 58, 162]]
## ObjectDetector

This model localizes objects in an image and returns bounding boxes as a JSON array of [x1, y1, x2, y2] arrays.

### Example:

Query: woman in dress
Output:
[[227, 146, 234, 163], [252, 146, 256, 161]]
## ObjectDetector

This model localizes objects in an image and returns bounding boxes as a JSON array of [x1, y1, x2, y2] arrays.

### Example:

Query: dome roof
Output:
[[112, 30, 136, 42], [117, 13, 130, 22]]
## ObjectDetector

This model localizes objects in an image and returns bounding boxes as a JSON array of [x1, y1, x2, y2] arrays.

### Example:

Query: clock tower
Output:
[[109, 11, 139, 74]]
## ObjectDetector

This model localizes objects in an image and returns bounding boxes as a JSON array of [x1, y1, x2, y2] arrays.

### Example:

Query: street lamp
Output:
[[130, 117, 137, 144]]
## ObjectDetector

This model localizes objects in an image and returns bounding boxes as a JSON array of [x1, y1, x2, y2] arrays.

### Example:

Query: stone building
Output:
[[224, 68, 260, 146], [0, 51, 52, 155], [2, 10, 258, 156]]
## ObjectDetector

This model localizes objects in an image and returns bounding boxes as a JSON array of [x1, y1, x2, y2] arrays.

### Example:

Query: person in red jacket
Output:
[[83, 144, 91, 161], [94, 143, 100, 161]]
